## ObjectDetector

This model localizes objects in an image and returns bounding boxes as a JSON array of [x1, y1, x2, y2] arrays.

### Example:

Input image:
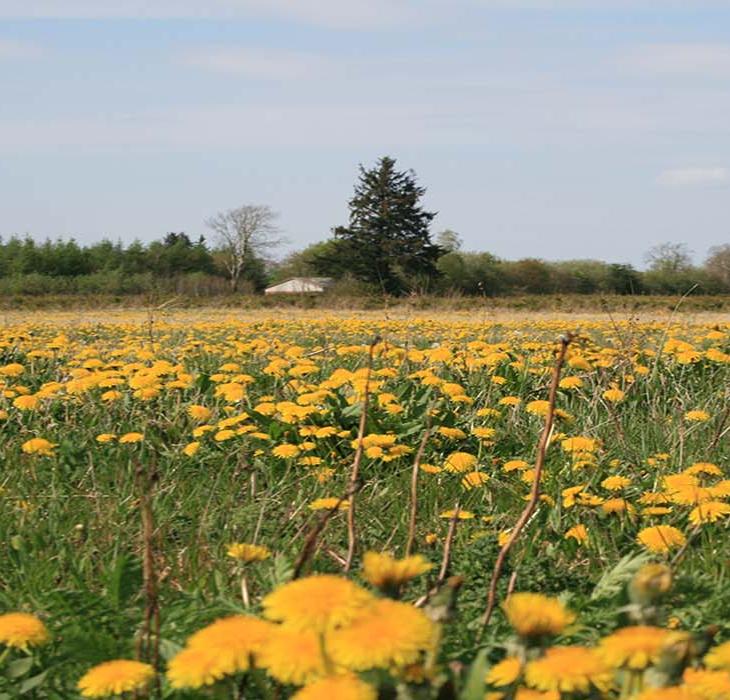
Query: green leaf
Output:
[[341, 402, 362, 419], [7, 657, 33, 679], [591, 551, 652, 600], [460, 648, 489, 700], [158, 637, 184, 662], [269, 553, 294, 587], [195, 373, 211, 393], [19, 670, 48, 694], [107, 554, 142, 608]]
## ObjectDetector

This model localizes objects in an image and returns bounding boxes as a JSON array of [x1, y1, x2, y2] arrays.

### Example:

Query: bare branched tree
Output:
[[644, 242, 693, 274], [705, 244, 730, 289], [205, 205, 283, 291]]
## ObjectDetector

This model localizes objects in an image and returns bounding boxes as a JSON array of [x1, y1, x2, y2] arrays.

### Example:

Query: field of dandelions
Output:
[[0, 309, 729, 700]]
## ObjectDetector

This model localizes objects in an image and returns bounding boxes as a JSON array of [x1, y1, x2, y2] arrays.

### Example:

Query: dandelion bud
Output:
[[644, 631, 698, 688], [629, 563, 672, 607]]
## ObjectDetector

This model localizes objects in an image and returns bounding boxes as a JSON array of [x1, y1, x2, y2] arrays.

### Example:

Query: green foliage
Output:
[[0, 313, 727, 698], [332, 156, 442, 294]]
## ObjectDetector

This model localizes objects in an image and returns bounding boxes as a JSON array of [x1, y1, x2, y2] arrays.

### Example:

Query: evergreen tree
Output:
[[333, 156, 441, 294]]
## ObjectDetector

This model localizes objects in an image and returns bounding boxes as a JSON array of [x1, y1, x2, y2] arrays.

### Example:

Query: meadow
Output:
[[0, 308, 729, 699]]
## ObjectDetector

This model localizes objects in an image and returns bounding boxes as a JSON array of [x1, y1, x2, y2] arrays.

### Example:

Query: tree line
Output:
[[2, 156, 729, 297]]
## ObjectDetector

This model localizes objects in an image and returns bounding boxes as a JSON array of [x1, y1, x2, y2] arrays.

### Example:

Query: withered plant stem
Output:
[[405, 411, 433, 557], [477, 333, 573, 640], [344, 336, 380, 572], [135, 460, 161, 695]]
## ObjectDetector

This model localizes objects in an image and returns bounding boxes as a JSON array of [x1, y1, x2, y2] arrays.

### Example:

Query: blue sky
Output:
[[1, 1, 729, 267]]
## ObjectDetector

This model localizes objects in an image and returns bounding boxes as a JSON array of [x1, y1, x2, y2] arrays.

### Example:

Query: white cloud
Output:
[[620, 43, 730, 78], [0, 0, 411, 28], [180, 48, 329, 79], [0, 39, 43, 61], [656, 167, 728, 187]]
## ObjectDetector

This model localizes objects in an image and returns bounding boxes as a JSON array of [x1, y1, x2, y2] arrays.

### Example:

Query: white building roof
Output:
[[264, 277, 333, 294]]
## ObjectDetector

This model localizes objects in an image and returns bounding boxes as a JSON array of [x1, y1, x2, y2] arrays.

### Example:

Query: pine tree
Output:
[[333, 156, 441, 294]]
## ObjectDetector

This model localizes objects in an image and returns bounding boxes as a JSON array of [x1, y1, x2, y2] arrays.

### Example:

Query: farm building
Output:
[[264, 277, 334, 295]]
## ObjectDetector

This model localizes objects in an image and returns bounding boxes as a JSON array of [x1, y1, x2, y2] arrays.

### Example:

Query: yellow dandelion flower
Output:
[[0, 612, 49, 650], [597, 626, 670, 670], [443, 451, 477, 473], [602, 388, 625, 403], [187, 615, 272, 653], [601, 498, 633, 515], [292, 673, 377, 700], [183, 441, 200, 456], [329, 599, 436, 670], [440, 508, 474, 520], [21, 438, 57, 456], [13, 394, 39, 410], [503, 459, 530, 472], [309, 497, 349, 511], [312, 467, 335, 483], [495, 529, 513, 547], [683, 667, 730, 699], [705, 640, 730, 670], [561, 436, 599, 453], [639, 492, 670, 505], [637, 525, 686, 554], [565, 524, 588, 544], [119, 432, 144, 444], [602, 476, 632, 491], [515, 690, 560, 700], [188, 404, 212, 422], [499, 396, 521, 406], [227, 543, 271, 563], [685, 410, 710, 422], [362, 551, 432, 592], [167, 645, 236, 689], [642, 506, 673, 516], [262, 575, 373, 632], [473, 427, 497, 440], [437, 426, 467, 440], [257, 627, 326, 685], [272, 443, 300, 458], [78, 660, 154, 698], [636, 688, 700, 700], [461, 471, 490, 489], [486, 656, 523, 686], [526, 400, 550, 416], [420, 463, 442, 474], [524, 646, 612, 694], [503, 593, 575, 639], [685, 462, 722, 477], [170, 615, 275, 684], [689, 501, 730, 525]]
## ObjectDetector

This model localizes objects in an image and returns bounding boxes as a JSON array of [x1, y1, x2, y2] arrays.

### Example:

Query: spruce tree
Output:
[[333, 156, 441, 294]]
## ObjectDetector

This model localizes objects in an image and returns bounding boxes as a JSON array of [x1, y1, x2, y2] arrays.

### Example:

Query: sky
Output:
[[1, 1, 729, 268]]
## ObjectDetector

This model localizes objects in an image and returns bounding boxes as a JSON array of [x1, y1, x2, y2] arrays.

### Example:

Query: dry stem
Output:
[[405, 413, 433, 557], [415, 502, 461, 607], [292, 488, 352, 579], [135, 461, 161, 693], [344, 337, 380, 572], [477, 333, 573, 639]]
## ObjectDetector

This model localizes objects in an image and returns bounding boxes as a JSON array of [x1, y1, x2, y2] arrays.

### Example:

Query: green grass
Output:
[[0, 312, 728, 697]]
